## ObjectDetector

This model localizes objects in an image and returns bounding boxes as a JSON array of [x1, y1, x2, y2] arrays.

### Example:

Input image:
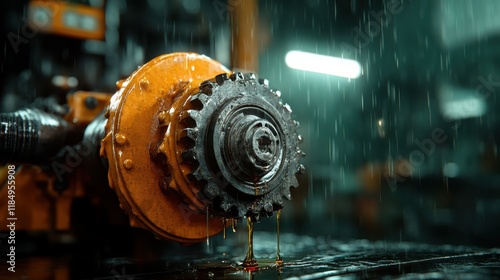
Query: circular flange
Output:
[[101, 53, 230, 243]]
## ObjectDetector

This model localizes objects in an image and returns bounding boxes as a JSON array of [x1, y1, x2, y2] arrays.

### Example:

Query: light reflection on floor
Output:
[[2, 232, 500, 279]]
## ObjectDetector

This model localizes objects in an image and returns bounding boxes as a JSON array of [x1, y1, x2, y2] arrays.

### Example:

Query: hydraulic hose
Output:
[[0, 108, 80, 163]]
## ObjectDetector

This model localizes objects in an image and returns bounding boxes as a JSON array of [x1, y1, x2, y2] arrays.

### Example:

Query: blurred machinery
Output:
[[0, 0, 306, 243], [3, 1, 500, 279], [0, 52, 303, 243]]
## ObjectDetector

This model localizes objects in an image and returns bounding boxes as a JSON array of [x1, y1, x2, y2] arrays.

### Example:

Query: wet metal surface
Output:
[[2, 232, 499, 279]]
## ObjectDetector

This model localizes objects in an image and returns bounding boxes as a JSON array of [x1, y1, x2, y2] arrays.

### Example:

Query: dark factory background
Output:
[[1, 0, 500, 278]]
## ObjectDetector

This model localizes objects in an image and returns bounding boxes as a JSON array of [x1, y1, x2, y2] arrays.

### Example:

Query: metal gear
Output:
[[178, 72, 304, 221], [100, 53, 304, 241]]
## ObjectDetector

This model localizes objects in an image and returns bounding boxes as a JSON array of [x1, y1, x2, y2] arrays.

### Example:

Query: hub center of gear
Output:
[[249, 120, 278, 167], [222, 108, 281, 182]]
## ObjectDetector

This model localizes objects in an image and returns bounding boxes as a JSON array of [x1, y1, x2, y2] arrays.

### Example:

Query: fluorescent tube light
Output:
[[285, 50, 362, 79]]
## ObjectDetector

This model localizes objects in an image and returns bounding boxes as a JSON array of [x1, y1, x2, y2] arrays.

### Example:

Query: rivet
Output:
[[116, 79, 125, 89], [139, 80, 149, 90], [158, 111, 168, 123], [123, 159, 133, 170], [115, 133, 127, 145]]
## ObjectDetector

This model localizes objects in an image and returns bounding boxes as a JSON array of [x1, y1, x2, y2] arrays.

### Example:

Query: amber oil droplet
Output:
[[232, 218, 238, 233]]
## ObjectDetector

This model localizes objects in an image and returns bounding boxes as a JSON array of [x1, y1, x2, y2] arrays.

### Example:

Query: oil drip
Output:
[[275, 209, 283, 266], [242, 216, 258, 268], [206, 207, 210, 248], [223, 218, 227, 239], [232, 218, 238, 233]]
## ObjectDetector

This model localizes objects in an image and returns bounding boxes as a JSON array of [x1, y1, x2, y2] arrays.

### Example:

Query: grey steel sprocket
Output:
[[180, 72, 304, 221]]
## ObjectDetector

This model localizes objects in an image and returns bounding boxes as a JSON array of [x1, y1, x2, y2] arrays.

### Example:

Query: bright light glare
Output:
[[285, 51, 361, 79], [442, 97, 486, 120]]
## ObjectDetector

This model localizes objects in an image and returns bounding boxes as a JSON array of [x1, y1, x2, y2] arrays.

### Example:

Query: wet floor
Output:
[[2, 232, 500, 279]]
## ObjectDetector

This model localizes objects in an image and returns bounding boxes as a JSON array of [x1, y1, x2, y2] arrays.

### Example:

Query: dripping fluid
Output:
[[276, 209, 283, 266], [206, 207, 210, 248], [242, 216, 258, 268], [223, 218, 227, 239], [232, 218, 238, 233]]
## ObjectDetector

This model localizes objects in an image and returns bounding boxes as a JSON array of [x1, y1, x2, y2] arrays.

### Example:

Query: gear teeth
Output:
[[179, 110, 197, 126], [229, 72, 244, 81], [297, 164, 306, 174], [293, 120, 300, 128], [192, 168, 203, 180], [221, 200, 231, 211], [264, 203, 273, 213], [215, 73, 229, 85], [177, 71, 304, 220], [189, 93, 211, 110], [296, 148, 306, 158], [291, 176, 299, 188], [200, 80, 212, 88], [251, 211, 261, 221], [297, 134, 303, 143], [178, 128, 198, 141], [237, 207, 246, 218], [204, 182, 219, 199], [258, 78, 269, 87], [194, 93, 210, 106], [181, 149, 197, 163], [187, 110, 201, 123], [244, 73, 257, 81], [200, 81, 214, 95], [275, 195, 284, 206]]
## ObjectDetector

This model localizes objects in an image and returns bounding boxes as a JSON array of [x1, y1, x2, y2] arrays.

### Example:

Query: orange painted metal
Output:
[[230, 0, 259, 72], [28, 0, 105, 41], [66, 91, 110, 126], [0, 92, 109, 232], [0, 165, 86, 231], [101, 53, 231, 243]]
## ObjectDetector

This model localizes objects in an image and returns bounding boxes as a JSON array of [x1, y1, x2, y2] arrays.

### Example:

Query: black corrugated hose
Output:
[[0, 108, 80, 163]]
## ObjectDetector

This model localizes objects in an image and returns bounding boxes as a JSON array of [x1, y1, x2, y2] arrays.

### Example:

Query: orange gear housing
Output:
[[100, 53, 231, 243]]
